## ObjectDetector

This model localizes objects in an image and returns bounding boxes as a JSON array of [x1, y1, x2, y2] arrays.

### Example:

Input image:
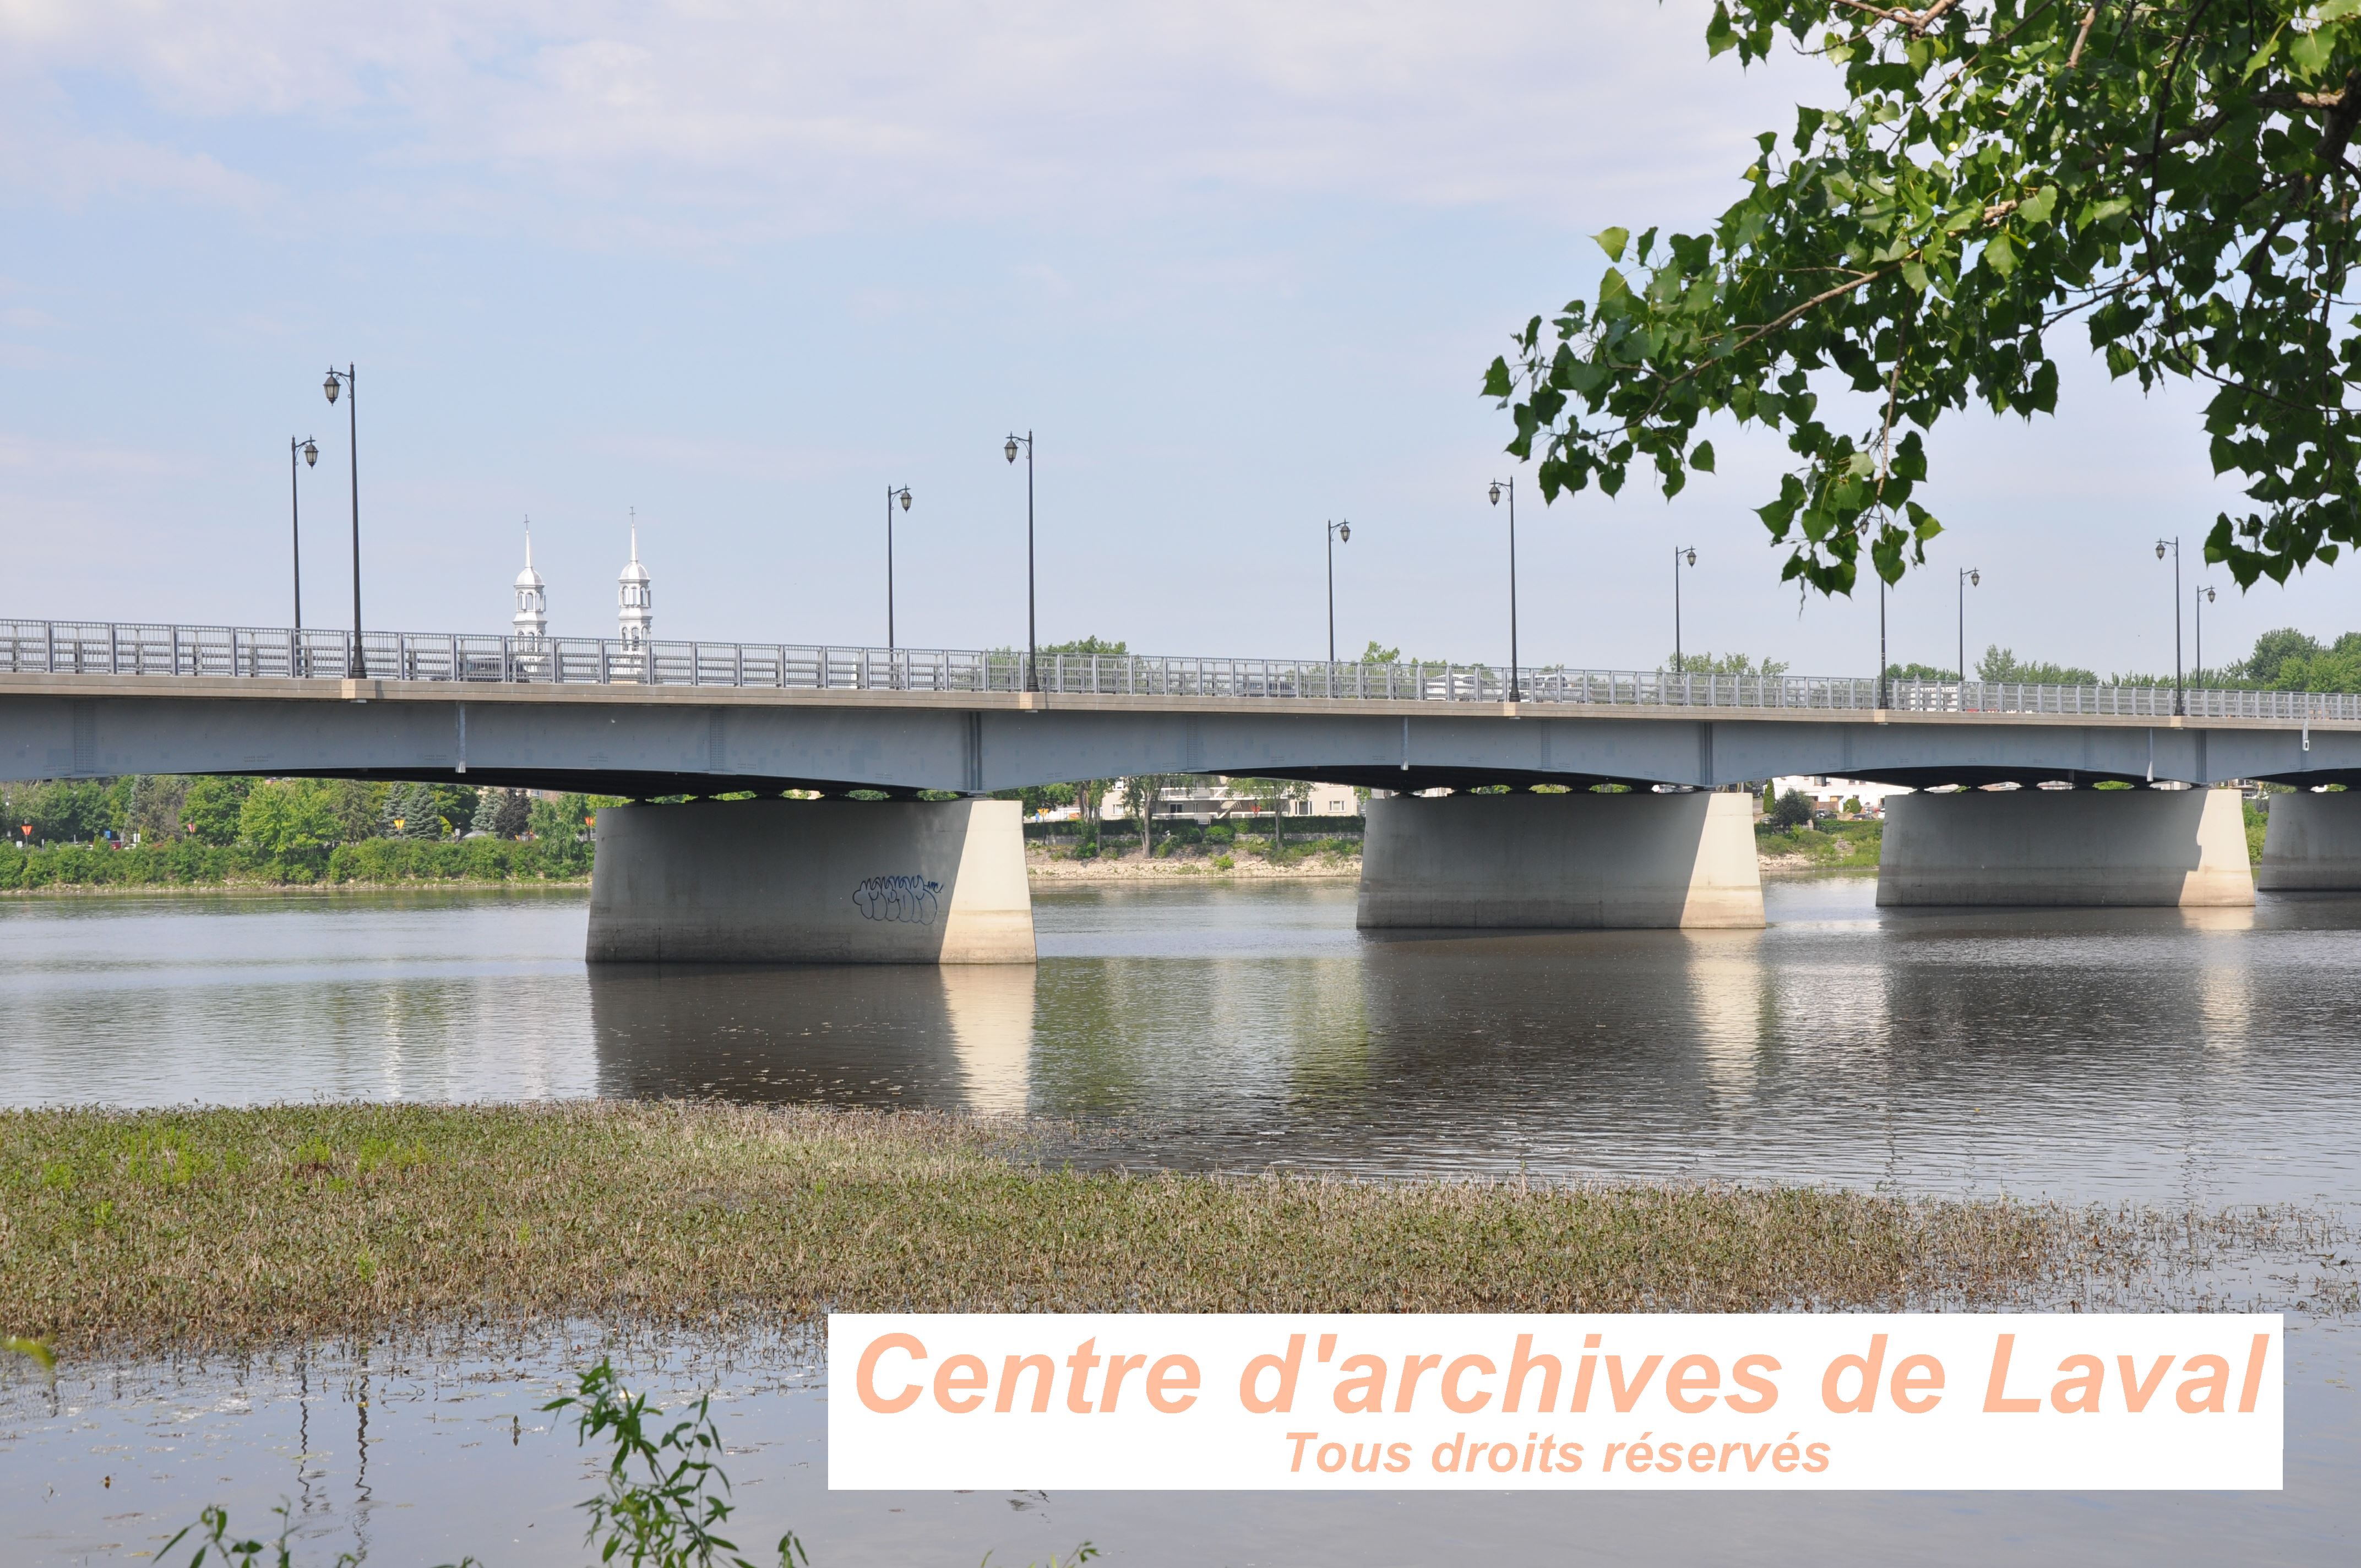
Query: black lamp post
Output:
[[1004, 432, 1036, 692], [1325, 519, 1351, 665], [1486, 479, 1521, 703], [2195, 582, 2217, 689], [323, 366, 362, 676], [885, 484, 912, 651], [289, 435, 318, 631], [2156, 537, 2182, 715], [1673, 545, 1698, 671], [1957, 566, 1980, 693]]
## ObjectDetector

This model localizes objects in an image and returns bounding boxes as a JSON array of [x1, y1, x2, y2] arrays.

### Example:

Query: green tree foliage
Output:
[[382, 782, 445, 840], [470, 787, 531, 837], [1770, 787, 1816, 828], [1886, 661, 1960, 680], [2255, 628, 2361, 688], [237, 780, 340, 857], [1488, 2, 2361, 593], [6, 780, 112, 844], [323, 779, 385, 844], [1666, 650, 1793, 675], [1977, 645, 2101, 685], [529, 792, 612, 842], [124, 776, 190, 843], [1041, 635, 1129, 658], [180, 777, 252, 847]]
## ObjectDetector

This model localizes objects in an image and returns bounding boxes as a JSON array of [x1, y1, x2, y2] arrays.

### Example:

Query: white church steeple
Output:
[[618, 509, 652, 655], [513, 518, 547, 644]]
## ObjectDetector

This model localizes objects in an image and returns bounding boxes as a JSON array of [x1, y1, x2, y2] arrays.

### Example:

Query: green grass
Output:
[[1755, 818, 1884, 870], [0, 1102, 2253, 1357]]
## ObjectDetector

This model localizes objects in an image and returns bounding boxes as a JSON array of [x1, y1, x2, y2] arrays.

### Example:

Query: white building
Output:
[[512, 520, 547, 643], [1771, 775, 1910, 816], [1030, 778, 1361, 825], [617, 517, 652, 672]]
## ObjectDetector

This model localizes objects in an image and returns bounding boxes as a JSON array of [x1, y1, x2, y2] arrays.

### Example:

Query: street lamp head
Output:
[[1337, 520, 1350, 543], [1487, 481, 1502, 506], [1004, 437, 1020, 464], [323, 370, 340, 405], [2204, 586, 2217, 603], [897, 487, 912, 511], [1969, 568, 1980, 587], [302, 438, 318, 467], [2155, 541, 2168, 559], [1683, 547, 1696, 568]]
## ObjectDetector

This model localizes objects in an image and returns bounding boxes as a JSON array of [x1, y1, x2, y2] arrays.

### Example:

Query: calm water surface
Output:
[[7, 877, 2361, 1204], [6, 878, 2359, 1564]]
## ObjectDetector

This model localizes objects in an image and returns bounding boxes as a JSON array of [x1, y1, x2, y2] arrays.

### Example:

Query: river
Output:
[[3, 878, 2357, 1564]]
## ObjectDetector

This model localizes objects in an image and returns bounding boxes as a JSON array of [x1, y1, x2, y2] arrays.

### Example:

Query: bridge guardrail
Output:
[[5, 617, 2358, 723]]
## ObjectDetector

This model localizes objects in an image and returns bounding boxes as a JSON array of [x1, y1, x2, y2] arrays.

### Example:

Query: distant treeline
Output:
[[1885, 627, 2361, 691], [0, 776, 617, 889]]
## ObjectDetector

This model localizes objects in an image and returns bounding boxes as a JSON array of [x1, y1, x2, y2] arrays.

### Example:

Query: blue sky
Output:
[[4, 0, 2355, 678]]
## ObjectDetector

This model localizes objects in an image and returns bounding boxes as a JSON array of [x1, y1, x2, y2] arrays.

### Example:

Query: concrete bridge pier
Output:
[[1876, 787, 2254, 907], [587, 798, 1035, 963], [1356, 791, 1765, 929], [2257, 790, 2361, 890]]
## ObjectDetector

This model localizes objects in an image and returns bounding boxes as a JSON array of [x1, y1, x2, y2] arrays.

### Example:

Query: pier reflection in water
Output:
[[586, 963, 1037, 1113], [6, 879, 2361, 1204]]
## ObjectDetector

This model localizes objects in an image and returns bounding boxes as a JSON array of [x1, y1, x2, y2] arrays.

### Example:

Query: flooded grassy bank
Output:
[[5, 1102, 2342, 1358]]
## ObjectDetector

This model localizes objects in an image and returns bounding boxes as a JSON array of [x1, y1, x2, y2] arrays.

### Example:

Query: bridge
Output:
[[8, 614, 2361, 960]]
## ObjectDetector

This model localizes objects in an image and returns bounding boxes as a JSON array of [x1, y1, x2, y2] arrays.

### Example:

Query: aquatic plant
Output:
[[6, 1102, 2328, 1360], [145, 1357, 1092, 1568], [546, 1357, 803, 1568]]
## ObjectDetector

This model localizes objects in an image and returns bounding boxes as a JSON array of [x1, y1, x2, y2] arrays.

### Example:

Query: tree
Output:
[[180, 776, 251, 847], [238, 780, 338, 857], [1770, 787, 1815, 829], [1977, 645, 2099, 684], [1234, 776, 1310, 852], [1666, 651, 1792, 676], [17, 779, 112, 844], [1121, 775, 1178, 857], [380, 782, 444, 840], [125, 775, 190, 843], [2245, 625, 2327, 683], [323, 779, 385, 844], [1488, 2, 2361, 596]]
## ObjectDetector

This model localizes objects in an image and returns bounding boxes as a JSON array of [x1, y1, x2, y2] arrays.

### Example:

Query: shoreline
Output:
[[0, 877, 590, 899], [0, 1101, 2265, 1358], [0, 860, 1883, 894]]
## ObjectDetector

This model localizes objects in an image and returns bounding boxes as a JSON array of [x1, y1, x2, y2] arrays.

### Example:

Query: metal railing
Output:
[[4, 617, 2359, 722]]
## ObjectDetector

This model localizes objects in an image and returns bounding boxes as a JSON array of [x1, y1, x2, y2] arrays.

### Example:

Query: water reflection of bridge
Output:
[[588, 965, 1035, 1113]]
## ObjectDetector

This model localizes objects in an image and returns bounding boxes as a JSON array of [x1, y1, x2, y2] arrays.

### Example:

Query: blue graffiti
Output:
[[853, 874, 942, 927]]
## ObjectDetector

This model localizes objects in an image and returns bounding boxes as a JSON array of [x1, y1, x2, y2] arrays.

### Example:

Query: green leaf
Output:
[[1594, 227, 1630, 263], [2019, 185, 2058, 227], [1982, 232, 2017, 278], [2289, 24, 2335, 78], [1900, 257, 1930, 293], [2242, 24, 2284, 81], [1706, 2, 1736, 58], [1690, 439, 1716, 473], [1481, 356, 1514, 399]]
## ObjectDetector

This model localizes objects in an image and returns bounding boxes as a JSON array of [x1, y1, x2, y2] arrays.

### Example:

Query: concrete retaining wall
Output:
[[2257, 790, 2361, 890], [1356, 791, 1764, 929], [587, 798, 1035, 963], [1876, 787, 2253, 907]]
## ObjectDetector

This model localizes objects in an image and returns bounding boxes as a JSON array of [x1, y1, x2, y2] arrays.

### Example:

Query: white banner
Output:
[[828, 1313, 2281, 1490]]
